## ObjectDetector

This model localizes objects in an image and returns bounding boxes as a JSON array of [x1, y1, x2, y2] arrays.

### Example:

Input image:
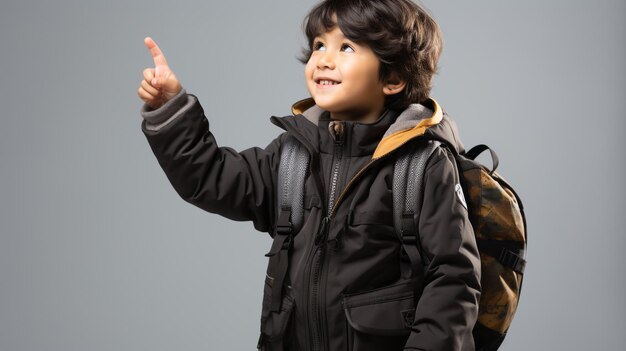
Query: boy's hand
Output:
[[138, 36, 182, 110]]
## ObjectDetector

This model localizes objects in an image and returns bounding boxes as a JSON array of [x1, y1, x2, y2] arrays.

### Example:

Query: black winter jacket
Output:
[[140, 88, 481, 351]]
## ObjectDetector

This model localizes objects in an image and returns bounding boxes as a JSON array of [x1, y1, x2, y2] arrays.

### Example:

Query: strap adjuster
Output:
[[264, 210, 294, 258], [499, 248, 526, 274], [276, 223, 292, 235], [275, 209, 293, 236], [402, 234, 417, 245]]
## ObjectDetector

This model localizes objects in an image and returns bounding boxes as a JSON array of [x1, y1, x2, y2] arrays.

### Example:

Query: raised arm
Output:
[[140, 94, 284, 234], [138, 36, 284, 235]]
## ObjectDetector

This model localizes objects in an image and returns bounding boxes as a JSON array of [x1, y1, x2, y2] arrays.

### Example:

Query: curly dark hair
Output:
[[298, 0, 443, 110]]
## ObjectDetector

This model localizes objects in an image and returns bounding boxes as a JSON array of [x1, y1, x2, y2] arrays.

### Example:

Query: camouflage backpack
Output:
[[393, 137, 527, 351]]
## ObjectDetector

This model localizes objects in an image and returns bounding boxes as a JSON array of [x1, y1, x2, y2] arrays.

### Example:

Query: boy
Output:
[[137, 0, 481, 350]]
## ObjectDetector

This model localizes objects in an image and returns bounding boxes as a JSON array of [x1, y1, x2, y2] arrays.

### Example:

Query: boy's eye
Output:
[[313, 41, 326, 51], [341, 44, 354, 53], [312, 41, 354, 53]]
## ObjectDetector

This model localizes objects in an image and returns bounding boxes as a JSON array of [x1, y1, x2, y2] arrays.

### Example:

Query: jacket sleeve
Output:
[[403, 146, 482, 351], [140, 89, 285, 235]]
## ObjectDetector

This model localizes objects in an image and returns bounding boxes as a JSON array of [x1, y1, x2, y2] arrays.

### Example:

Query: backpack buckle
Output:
[[264, 210, 294, 257], [275, 209, 293, 236], [276, 223, 292, 236], [499, 248, 526, 274], [402, 234, 417, 245]]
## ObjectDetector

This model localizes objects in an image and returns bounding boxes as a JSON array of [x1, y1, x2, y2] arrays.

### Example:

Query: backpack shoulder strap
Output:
[[277, 134, 309, 234], [263, 134, 309, 312], [392, 139, 441, 279]]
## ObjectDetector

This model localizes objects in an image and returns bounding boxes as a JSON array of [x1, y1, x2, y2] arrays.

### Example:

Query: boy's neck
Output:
[[329, 104, 386, 124]]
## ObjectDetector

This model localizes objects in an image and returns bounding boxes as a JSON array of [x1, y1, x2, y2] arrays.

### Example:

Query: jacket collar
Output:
[[270, 96, 465, 160]]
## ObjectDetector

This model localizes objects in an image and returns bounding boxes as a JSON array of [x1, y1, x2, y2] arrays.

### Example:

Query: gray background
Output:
[[1, 0, 624, 350]]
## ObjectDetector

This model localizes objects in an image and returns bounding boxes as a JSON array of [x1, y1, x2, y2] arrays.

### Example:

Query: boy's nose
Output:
[[317, 51, 336, 70]]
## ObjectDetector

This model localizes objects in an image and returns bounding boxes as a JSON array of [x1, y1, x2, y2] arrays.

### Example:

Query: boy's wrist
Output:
[[140, 87, 187, 125]]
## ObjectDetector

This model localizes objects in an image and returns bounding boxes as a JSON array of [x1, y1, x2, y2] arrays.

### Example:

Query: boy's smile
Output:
[[305, 24, 389, 123]]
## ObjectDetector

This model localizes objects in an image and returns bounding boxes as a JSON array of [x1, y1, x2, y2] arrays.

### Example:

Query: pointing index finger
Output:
[[144, 36, 168, 68]]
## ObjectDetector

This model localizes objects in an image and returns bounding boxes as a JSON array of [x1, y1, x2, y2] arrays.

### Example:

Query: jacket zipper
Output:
[[310, 121, 344, 351]]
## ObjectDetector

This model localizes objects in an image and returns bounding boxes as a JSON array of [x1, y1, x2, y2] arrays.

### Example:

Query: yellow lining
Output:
[[291, 98, 316, 115], [372, 98, 443, 159]]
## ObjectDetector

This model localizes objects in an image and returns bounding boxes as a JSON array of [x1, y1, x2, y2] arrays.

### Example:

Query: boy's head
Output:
[[299, 0, 443, 120]]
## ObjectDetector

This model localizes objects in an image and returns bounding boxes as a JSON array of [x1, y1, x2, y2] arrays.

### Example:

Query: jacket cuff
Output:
[[140, 87, 189, 131]]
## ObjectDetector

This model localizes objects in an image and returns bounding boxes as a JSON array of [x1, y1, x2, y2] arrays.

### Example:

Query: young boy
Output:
[[137, 0, 481, 350]]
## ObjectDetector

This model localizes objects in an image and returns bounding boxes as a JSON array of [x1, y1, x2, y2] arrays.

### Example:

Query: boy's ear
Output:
[[382, 72, 407, 96]]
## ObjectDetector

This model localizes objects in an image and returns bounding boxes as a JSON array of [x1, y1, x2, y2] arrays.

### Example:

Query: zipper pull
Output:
[[314, 216, 330, 246], [329, 121, 345, 144]]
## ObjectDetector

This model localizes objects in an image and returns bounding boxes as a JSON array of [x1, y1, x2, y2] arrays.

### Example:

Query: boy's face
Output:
[[304, 24, 387, 123]]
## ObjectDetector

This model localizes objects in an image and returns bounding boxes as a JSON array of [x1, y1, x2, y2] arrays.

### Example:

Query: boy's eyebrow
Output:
[[313, 32, 352, 43]]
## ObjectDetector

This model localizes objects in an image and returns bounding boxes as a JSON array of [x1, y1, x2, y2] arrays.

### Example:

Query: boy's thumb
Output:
[[152, 78, 158, 87]]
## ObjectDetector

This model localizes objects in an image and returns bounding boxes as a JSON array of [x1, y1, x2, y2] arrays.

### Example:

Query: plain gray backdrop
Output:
[[1, 0, 624, 350]]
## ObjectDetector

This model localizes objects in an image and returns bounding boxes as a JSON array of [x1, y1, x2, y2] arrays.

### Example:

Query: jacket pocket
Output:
[[350, 209, 394, 226], [258, 274, 296, 351], [342, 279, 417, 351]]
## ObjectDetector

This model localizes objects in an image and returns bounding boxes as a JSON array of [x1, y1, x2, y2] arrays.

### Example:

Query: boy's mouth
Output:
[[315, 78, 341, 87]]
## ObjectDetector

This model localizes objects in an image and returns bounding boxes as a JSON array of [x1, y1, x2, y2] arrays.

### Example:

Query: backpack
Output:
[[392, 137, 527, 351], [270, 134, 527, 351]]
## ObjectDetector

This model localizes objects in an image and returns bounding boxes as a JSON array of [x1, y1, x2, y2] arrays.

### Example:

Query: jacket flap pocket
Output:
[[261, 275, 295, 341], [350, 209, 393, 226], [342, 280, 416, 336], [305, 194, 321, 209]]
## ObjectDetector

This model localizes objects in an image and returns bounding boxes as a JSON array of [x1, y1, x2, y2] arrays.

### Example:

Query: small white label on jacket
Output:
[[455, 183, 468, 210]]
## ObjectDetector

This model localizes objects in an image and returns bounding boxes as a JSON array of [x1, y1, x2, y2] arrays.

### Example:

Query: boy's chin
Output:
[[312, 99, 338, 112]]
